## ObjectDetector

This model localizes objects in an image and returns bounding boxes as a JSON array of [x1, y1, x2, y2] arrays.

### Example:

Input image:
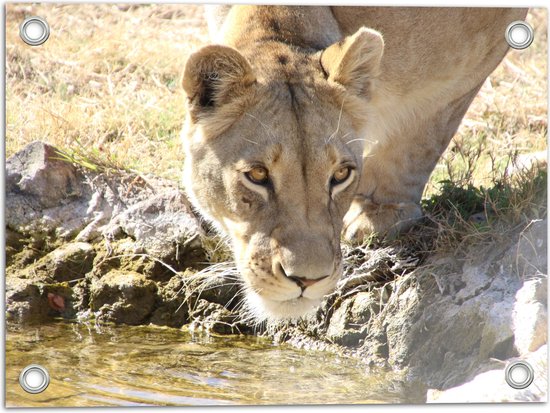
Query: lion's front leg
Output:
[[344, 84, 483, 242], [343, 196, 422, 240], [343, 139, 428, 241]]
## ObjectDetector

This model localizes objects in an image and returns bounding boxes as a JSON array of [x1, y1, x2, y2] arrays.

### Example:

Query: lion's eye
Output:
[[245, 166, 269, 185], [331, 166, 351, 185]]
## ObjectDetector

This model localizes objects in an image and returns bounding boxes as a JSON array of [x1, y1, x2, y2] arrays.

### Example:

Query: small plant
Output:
[[53, 144, 127, 173]]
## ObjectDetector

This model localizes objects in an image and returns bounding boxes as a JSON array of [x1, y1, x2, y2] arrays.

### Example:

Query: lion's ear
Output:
[[320, 27, 384, 97], [182, 45, 256, 120]]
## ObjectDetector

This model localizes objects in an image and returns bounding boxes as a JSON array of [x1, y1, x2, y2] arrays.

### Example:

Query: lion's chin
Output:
[[244, 292, 321, 322]]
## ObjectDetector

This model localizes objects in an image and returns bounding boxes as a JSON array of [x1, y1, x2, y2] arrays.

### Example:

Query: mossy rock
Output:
[[90, 270, 158, 325]]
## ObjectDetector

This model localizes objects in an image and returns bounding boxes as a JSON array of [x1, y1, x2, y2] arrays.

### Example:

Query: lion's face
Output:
[[184, 86, 363, 319], [181, 29, 383, 320]]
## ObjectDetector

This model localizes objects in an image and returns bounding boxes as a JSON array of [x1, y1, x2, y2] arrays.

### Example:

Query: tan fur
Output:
[[182, 6, 528, 320]]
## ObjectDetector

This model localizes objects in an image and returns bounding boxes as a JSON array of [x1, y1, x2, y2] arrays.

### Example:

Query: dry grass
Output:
[[414, 9, 548, 257], [426, 9, 547, 195], [6, 3, 208, 179]]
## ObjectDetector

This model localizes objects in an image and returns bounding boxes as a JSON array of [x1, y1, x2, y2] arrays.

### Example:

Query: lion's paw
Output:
[[343, 197, 423, 242]]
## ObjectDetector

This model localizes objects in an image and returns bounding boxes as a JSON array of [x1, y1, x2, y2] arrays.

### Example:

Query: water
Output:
[[6, 321, 425, 406]]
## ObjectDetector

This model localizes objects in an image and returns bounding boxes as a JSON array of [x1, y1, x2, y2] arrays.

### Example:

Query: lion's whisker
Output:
[[325, 97, 346, 144], [245, 112, 276, 142]]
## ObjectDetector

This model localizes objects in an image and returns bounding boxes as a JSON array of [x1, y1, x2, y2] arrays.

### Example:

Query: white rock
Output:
[[513, 278, 548, 356], [427, 345, 548, 403]]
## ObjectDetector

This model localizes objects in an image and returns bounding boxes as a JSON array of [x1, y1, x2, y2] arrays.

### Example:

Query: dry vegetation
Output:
[[6, 5, 547, 258], [6, 3, 208, 179], [415, 9, 548, 256], [427, 9, 547, 193]]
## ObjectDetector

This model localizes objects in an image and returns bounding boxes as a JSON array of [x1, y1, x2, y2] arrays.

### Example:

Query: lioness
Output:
[[181, 6, 528, 320]]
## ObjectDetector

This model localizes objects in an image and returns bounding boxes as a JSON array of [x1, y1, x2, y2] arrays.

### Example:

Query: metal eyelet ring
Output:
[[505, 361, 534, 390], [19, 16, 50, 46], [19, 364, 50, 394], [505, 21, 534, 50]]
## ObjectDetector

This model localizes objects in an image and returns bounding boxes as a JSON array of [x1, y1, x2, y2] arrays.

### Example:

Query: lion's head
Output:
[[181, 28, 383, 320]]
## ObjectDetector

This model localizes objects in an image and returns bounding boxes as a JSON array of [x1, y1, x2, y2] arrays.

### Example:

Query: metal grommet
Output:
[[505, 21, 534, 50], [505, 361, 534, 390], [19, 16, 50, 46], [19, 364, 50, 394]]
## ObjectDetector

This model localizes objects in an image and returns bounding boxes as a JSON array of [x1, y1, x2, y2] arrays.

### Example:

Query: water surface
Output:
[[6, 321, 425, 406]]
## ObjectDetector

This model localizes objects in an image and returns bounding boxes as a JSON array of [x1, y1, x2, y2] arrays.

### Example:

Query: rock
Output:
[[5, 277, 49, 323], [5, 228, 26, 257], [189, 300, 251, 335], [91, 238, 180, 282], [6, 141, 206, 265], [512, 220, 547, 279], [90, 270, 158, 325], [427, 345, 548, 402], [150, 275, 190, 328], [24, 242, 96, 283], [326, 299, 355, 344], [190, 272, 243, 308], [5, 141, 209, 324], [326, 295, 372, 347], [5, 241, 94, 323], [358, 248, 522, 389], [6, 141, 85, 209], [6, 141, 91, 239], [513, 278, 548, 356], [102, 190, 205, 265], [270, 220, 547, 391], [5, 277, 78, 322], [6, 234, 45, 269], [363, 222, 546, 388], [71, 279, 90, 313]]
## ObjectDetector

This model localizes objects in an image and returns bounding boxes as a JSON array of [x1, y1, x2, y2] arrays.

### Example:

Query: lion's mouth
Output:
[[243, 275, 339, 320], [245, 292, 322, 321], [239, 262, 341, 320], [288, 274, 330, 291]]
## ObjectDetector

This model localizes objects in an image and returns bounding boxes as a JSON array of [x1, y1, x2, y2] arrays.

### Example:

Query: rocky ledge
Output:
[[5, 141, 547, 402]]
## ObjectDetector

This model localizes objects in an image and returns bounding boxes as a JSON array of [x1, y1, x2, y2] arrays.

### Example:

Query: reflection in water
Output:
[[6, 321, 425, 406]]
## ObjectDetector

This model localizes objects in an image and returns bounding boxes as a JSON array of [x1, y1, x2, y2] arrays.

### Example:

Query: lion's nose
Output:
[[277, 263, 329, 288], [287, 274, 329, 288]]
